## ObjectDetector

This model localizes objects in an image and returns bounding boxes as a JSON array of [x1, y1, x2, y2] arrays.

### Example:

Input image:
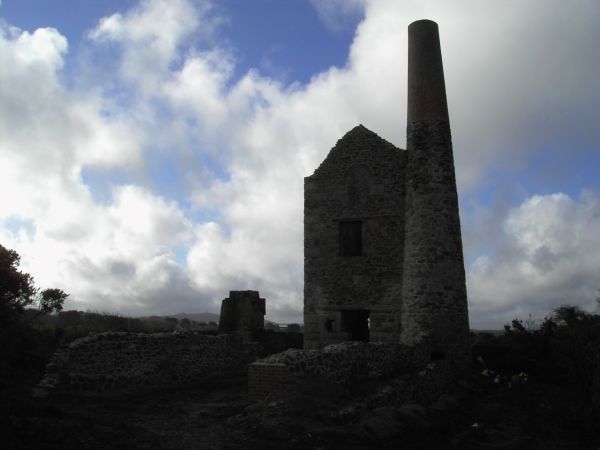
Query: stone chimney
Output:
[[401, 20, 470, 368]]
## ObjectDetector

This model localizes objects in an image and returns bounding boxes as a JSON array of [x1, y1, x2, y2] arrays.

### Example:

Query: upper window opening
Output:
[[339, 221, 362, 256]]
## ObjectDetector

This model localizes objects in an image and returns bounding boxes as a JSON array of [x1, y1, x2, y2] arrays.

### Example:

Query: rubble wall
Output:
[[247, 341, 443, 401], [39, 331, 259, 393], [257, 341, 428, 384]]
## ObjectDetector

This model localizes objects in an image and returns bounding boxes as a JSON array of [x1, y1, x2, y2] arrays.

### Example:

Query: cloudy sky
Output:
[[1, 0, 599, 328]]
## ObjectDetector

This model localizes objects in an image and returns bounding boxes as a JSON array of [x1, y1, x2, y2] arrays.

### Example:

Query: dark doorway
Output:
[[341, 310, 370, 342], [325, 318, 334, 332]]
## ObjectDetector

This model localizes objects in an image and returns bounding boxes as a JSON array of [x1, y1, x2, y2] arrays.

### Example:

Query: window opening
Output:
[[339, 221, 362, 256]]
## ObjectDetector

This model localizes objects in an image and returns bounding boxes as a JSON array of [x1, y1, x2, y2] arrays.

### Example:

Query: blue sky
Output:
[[1, 0, 599, 328], [2, 0, 358, 83]]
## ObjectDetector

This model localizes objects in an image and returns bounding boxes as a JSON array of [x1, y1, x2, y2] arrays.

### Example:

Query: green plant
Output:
[[0, 244, 67, 325], [0, 244, 36, 324], [501, 305, 600, 440]]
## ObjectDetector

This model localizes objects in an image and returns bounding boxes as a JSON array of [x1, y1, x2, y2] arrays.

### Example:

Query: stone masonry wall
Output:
[[219, 290, 266, 341], [256, 341, 428, 383], [248, 363, 290, 402], [38, 331, 260, 393], [401, 20, 471, 369], [247, 340, 448, 402], [401, 119, 470, 366], [304, 125, 407, 348]]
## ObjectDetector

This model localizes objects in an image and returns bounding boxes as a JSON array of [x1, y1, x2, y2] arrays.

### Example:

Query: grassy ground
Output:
[[1, 365, 595, 450]]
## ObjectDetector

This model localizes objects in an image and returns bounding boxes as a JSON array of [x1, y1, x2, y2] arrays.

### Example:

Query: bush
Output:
[[548, 309, 600, 436], [478, 305, 600, 441], [0, 244, 68, 387]]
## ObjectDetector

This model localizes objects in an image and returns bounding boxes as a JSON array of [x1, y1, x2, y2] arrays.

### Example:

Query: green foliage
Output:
[[0, 244, 70, 387], [29, 310, 188, 343], [547, 307, 600, 437], [0, 244, 68, 325], [0, 244, 36, 323], [38, 288, 68, 315], [499, 305, 600, 440]]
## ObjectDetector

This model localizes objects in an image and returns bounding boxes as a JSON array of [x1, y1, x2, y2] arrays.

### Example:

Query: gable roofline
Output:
[[307, 124, 405, 179]]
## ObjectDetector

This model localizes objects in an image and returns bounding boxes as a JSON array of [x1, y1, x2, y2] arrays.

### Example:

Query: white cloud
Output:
[[3, 184, 199, 315], [88, 0, 218, 94], [1, 0, 599, 326], [310, 0, 366, 33], [0, 20, 202, 316], [468, 191, 600, 328], [163, 50, 233, 132], [0, 23, 143, 219]]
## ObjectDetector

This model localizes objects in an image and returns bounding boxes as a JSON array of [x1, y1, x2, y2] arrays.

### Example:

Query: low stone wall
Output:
[[39, 331, 260, 393], [248, 341, 437, 401], [257, 341, 428, 383], [248, 363, 290, 402]]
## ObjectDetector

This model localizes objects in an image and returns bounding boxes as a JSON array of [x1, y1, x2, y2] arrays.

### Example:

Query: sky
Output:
[[1, 0, 599, 329]]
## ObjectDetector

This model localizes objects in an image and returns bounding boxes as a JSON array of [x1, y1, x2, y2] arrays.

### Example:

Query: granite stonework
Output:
[[304, 126, 406, 348], [401, 119, 470, 366], [38, 331, 259, 393], [257, 341, 427, 383], [303, 19, 470, 370], [247, 338, 458, 403], [219, 290, 266, 341]]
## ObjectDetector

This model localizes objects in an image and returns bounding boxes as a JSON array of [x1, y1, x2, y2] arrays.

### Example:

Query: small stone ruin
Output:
[[219, 290, 266, 341]]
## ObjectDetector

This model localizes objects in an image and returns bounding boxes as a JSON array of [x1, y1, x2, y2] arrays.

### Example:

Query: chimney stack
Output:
[[407, 20, 449, 123], [401, 20, 470, 369]]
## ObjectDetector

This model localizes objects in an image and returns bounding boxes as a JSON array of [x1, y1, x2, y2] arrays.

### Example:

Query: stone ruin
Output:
[[36, 290, 291, 394], [37, 19, 471, 403], [249, 19, 471, 401], [303, 19, 470, 367], [219, 290, 266, 341], [38, 332, 259, 393]]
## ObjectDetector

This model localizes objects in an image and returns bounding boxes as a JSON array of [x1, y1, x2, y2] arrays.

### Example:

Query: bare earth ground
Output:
[[1, 370, 595, 450]]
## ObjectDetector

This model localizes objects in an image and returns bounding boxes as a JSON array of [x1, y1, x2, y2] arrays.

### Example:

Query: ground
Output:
[[1, 368, 594, 450]]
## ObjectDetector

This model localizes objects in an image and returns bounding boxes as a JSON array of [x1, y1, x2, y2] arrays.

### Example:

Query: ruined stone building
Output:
[[304, 20, 470, 364], [219, 290, 265, 341]]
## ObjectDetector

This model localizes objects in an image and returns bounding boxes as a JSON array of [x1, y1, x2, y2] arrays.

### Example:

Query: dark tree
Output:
[[0, 244, 68, 324], [38, 288, 68, 314], [28, 288, 69, 322], [0, 244, 36, 323], [552, 305, 588, 326]]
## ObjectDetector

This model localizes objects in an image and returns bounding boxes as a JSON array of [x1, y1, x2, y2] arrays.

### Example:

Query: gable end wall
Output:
[[304, 128, 407, 348]]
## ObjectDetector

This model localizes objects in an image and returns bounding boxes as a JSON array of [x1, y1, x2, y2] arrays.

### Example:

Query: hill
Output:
[[171, 312, 220, 323]]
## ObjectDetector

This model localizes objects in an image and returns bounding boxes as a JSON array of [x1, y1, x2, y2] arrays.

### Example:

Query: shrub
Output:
[[498, 306, 600, 440]]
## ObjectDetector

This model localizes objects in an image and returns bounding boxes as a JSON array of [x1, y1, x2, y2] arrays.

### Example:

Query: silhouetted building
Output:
[[304, 20, 470, 367], [219, 290, 265, 341]]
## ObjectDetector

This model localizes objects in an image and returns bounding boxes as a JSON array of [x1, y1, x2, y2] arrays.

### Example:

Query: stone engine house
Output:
[[304, 20, 470, 364]]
